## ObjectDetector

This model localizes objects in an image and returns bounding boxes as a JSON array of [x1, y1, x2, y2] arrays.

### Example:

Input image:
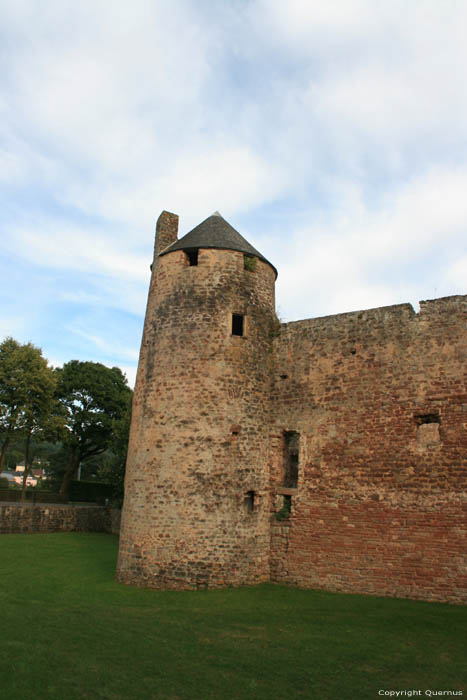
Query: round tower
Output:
[[117, 211, 277, 589]]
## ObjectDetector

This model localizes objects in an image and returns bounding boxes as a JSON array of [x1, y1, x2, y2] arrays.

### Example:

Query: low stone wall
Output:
[[0, 502, 121, 535], [108, 507, 121, 535]]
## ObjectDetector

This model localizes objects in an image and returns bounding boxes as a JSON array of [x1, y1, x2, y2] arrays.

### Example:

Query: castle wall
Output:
[[0, 503, 120, 534], [117, 242, 276, 589], [269, 295, 467, 603]]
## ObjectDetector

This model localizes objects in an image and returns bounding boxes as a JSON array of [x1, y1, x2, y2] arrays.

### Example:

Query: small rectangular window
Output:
[[245, 491, 255, 512], [232, 314, 244, 336], [185, 249, 198, 266], [414, 413, 440, 425]]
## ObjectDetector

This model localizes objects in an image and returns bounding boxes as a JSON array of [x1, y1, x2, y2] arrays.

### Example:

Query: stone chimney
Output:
[[154, 211, 179, 258]]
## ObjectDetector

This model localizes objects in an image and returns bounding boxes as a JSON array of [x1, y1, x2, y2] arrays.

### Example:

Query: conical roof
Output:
[[159, 212, 277, 277]]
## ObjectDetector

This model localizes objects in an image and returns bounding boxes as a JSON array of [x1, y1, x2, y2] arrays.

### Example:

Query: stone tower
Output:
[[117, 211, 278, 589]]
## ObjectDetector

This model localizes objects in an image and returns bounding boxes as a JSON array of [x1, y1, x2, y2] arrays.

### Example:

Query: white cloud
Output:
[[444, 257, 467, 290], [61, 145, 286, 231], [277, 167, 467, 319], [117, 364, 137, 389], [245, 0, 467, 189], [0, 318, 23, 341], [149, 146, 286, 225], [0, 0, 466, 373], [6, 221, 149, 282], [67, 326, 139, 363]]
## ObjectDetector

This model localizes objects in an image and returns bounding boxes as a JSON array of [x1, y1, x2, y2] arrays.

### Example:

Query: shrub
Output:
[[69, 480, 113, 504], [244, 255, 257, 271]]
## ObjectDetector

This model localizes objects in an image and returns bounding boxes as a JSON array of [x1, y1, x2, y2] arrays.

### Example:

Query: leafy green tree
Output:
[[0, 337, 25, 469], [104, 398, 132, 503], [20, 375, 64, 500], [55, 361, 132, 499], [0, 338, 61, 491], [44, 443, 70, 490], [2, 440, 23, 471], [85, 397, 132, 505]]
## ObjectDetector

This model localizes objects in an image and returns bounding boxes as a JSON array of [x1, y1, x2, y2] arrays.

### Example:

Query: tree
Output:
[[55, 361, 132, 499], [19, 364, 63, 500], [0, 338, 59, 483], [85, 397, 132, 505], [0, 337, 25, 469]]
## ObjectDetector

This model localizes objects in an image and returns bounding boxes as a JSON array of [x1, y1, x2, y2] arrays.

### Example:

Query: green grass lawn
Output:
[[1, 533, 466, 700]]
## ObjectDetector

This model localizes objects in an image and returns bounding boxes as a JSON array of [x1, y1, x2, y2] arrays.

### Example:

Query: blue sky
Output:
[[1, 0, 466, 386]]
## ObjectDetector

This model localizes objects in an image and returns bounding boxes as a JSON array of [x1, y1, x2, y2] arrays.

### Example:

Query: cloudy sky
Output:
[[1, 0, 466, 386]]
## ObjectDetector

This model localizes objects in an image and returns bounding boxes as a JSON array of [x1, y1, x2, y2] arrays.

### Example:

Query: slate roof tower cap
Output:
[[159, 212, 278, 278]]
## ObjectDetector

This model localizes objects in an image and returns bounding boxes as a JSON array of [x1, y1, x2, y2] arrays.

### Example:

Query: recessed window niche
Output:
[[414, 413, 441, 446], [232, 314, 245, 336], [284, 431, 299, 488], [245, 491, 255, 512], [184, 249, 198, 266]]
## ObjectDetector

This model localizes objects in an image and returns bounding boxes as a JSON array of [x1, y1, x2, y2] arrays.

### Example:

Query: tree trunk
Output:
[[59, 451, 80, 500], [21, 430, 32, 501], [0, 434, 10, 471]]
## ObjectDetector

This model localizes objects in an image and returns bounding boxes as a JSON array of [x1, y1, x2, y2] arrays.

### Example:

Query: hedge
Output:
[[0, 489, 67, 503], [0, 481, 113, 504], [69, 481, 113, 504]]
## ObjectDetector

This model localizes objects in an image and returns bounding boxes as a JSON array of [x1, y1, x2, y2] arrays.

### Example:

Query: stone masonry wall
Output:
[[117, 240, 276, 589], [0, 503, 120, 534], [269, 295, 467, 603]]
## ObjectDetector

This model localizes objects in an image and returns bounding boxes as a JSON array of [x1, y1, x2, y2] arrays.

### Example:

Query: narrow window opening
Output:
[[232, 314, 244, 336], [244, 255, 257, 272], [414, 413, 440, 425], [184, 249, 198, 266], [284, 431, 299, 488], [245, 490, 255, 512], [231, 425, 241, 436]]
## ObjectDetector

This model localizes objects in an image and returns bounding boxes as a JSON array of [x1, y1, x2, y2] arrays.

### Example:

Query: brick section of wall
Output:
[[271, 501, 467, 603], [0, 503, 121, 534], [117, 246, 276, 589], [270, 295, 467, 603]]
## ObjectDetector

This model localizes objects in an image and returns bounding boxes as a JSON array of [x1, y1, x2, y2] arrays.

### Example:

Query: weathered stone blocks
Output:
[[117, 211, 466, 603], [117, 214, 276, 589]]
